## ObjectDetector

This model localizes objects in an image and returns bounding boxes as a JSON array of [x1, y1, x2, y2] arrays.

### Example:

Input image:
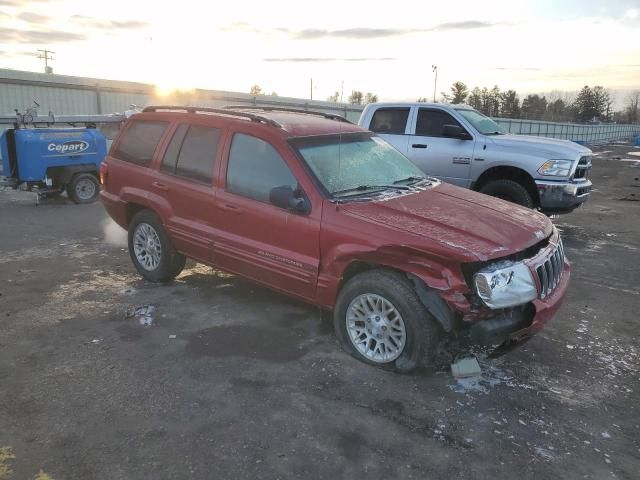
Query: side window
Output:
[[113, 121, 168, 165], [226, 133, 297, 204], [161, 124, 188, 173], [161, 124, 221, 183], [175, 126, 221, 183], [369, 108, 409, 134], [415, 109, 463, 137]]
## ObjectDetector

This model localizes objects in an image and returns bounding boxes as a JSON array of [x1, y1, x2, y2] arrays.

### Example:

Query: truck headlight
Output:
[[538, 159, 573, 177], [474, 262, 537, 309]]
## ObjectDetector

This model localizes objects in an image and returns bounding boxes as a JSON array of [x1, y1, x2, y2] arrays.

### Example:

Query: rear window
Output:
[[369, 108, 409, 134], [161, 124, 221, 183], [113, 121, 168, 166]]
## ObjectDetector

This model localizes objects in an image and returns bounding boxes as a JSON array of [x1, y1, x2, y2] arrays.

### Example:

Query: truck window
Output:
[[169, 125, 221, 183], [226, 133, 297, 204], [369, 108, 409, 134], [113, 121, 168, 166], [415, 109, 464, 137]]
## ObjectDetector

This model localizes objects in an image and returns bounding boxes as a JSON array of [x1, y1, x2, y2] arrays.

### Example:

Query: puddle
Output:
[[185, 325, 309, 362]]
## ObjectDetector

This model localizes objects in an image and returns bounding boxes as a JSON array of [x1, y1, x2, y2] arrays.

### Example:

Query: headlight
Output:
[[474, 261, 537, 309], [538, 159, 573, 177]]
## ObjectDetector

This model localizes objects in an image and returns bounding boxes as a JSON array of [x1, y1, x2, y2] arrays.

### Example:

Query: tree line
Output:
[[435, 82, 640, 124]]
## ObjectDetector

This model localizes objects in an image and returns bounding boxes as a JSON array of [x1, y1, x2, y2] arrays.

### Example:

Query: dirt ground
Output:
[[1, 142, 639, 479]]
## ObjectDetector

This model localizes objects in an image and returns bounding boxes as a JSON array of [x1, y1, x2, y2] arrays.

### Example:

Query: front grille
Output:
[[535, 239, 565, 299], [573, 156, 592, 180]]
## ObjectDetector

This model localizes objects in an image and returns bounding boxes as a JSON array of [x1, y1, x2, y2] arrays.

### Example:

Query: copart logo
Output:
[[47, 140, 89, 154]]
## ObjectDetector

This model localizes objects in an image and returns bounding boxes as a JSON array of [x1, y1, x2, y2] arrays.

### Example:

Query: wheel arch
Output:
[[335, 259, 460, 333], [473, 165, 539, 206]]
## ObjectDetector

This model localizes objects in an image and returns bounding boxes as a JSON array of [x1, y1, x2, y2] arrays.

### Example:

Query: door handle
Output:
[[151, 181, 169, 191], [412, 144, 428, 149], [220, 203, 242, 214]]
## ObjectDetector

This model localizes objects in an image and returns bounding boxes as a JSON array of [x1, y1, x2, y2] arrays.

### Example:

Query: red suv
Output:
[[100, 106, 570, 372]]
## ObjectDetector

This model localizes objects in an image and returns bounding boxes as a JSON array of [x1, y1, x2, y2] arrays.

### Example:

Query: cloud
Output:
[[17, 12, 50, 24], [0, 0, 47, 6], [0, 26, 85, 43], [264, 57, 396, 62], [495, 67, 542, 71], [71, 15, 148, 30], [227, 21, 501, 40]]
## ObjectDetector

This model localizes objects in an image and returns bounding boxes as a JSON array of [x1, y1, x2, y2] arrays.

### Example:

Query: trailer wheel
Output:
[[67, 173, 99, 204]]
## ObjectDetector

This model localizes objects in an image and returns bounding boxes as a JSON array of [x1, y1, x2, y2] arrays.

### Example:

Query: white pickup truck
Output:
[[359, 102, 593, 213]]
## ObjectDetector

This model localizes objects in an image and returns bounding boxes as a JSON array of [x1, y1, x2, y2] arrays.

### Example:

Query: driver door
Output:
[[213, 130, 321, 301], [407, 107, 476, 187]]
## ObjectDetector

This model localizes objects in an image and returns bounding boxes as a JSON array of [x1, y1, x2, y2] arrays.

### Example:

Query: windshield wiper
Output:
[[332, 184, 411, 197], [393, 176, 427, 185]]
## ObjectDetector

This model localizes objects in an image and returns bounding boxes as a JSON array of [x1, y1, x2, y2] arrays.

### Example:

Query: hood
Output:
[[340, 182, 553, 262], [489, 134, 591, 159]]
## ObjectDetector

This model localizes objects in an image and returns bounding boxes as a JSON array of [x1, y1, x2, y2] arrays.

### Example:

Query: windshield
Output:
[[455, 108, 505, 135], [291, 133, 426, 198]]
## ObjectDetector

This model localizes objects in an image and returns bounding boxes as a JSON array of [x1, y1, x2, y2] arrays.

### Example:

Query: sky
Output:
[[0, 0, 639, 107]]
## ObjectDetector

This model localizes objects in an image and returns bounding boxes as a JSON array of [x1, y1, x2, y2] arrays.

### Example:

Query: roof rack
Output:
[[223, 105, 352, 124], [141, 105, 282, 128]]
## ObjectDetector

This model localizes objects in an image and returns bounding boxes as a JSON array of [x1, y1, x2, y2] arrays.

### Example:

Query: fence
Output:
[[492, 118, 640, 144]]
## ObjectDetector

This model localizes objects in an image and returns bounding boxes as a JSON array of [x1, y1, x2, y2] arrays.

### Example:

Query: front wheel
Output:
[[333, 270, 440, 372], [67, 173, 100, 204], [479, 179, 535, 208], [128, 210, 186, 282]]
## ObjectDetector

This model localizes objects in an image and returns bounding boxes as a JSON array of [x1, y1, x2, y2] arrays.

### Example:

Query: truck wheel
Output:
[[334, 269, 440, 372], [480, 179, 534, 208], [67, 173, 100, 204], [128, 210, 186, 282]]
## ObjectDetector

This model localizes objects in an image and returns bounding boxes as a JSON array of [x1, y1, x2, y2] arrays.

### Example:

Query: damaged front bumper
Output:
[[469, 260, 571, 355], [536, 179, 592, 213]]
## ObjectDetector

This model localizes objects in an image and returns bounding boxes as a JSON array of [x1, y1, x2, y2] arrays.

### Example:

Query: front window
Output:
[[455, 108, 504, 135], [291, 132, 426, 198]]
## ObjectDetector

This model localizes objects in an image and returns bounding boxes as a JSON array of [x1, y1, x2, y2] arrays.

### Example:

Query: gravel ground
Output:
[[1, 142, 639, 479]]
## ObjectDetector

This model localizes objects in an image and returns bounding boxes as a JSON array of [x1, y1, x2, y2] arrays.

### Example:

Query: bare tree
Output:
[[364, 92, 378, 104], [626, 91, 640, 124], [327, 91, 340, 102], [348, 91, 363, 105]]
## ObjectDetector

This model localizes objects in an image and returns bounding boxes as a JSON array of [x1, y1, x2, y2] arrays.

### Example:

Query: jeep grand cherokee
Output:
[[100, 105, 570, 372]]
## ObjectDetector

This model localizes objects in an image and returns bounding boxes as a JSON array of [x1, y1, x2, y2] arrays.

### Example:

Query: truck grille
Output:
[[535, 239, 565, 299], [573, 156, 592, 180]]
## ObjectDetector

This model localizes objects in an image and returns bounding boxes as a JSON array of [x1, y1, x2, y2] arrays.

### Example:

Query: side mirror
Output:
[[269, 185, 310, 214], [443, 124, 472, 140]]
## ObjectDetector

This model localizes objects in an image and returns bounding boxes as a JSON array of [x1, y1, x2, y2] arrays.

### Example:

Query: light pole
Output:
[[432, 65, 438, 103]]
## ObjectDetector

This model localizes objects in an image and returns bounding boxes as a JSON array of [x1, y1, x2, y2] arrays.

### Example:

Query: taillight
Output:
[[99, 162, 108, 186]]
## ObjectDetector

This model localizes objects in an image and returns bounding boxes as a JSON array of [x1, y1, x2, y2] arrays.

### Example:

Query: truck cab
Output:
[[359, 102, 593, 213]]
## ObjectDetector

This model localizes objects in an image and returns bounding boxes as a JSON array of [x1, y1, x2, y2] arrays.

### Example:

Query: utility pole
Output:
[[340, 80, 344, 103], [432, 65, 438, 103], [310, 78, 313, 100], [37, 49, 55, 74]]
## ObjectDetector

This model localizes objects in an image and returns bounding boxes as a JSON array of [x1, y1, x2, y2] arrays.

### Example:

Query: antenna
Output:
[[37, 49, 55, 74]]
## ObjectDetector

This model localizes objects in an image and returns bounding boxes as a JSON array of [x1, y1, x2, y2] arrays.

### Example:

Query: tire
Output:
[[333, 269, 440, 373], [480, 179, 535, 208], [128, 210, 186, 282], [67, 173, 100, 204]]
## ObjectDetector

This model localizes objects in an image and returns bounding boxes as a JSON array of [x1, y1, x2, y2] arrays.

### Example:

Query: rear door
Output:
[[213, 128, 321, 301], [366, 107, 411, 155], [407, 107, 475, 187], [153, 120, 222, 263]]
